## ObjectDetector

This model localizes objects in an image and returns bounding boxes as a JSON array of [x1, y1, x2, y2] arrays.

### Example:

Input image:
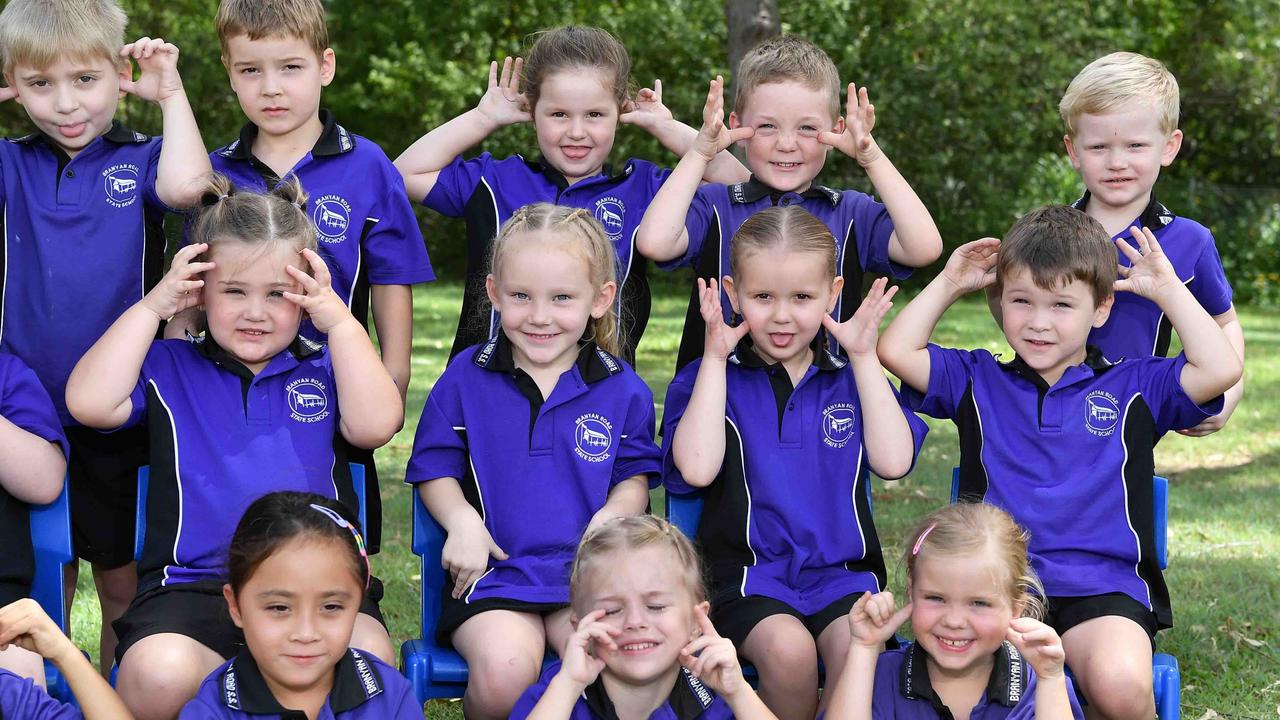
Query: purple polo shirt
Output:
[[511, 661, 734, 720], [0, 669, 82, 719]]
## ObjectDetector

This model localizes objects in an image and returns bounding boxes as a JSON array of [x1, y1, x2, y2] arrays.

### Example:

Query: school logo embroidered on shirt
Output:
[[312, 194, 352, 243], [593, 196, 626, 242], [574, 413, 613, 462], [287, 378, 331, 423], [102, 164, 140, 208], [1084, 390, 1120, 436], [822, 403, 858, 448]]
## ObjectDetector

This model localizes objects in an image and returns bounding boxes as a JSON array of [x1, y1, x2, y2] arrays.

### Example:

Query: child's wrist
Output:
[[549, 667, 592, 695]]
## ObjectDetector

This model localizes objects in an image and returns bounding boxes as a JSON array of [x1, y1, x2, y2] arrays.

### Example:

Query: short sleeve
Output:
[[508, 664, 560, 720], [1135, 355, 1223, 433], [177, 693, 233, 719], [900, 344, 982, 421], [659, 185, 717, 271], [845, 190, 910, 278], [659, 366, 699, 494], [0, 669, 83, 720], [422, 153, 494, 216], [404, 375, 468, 484], [611, 378, 662, 489], [1188, 233, 1234, 317], [363, 157, 435, 285], [0, 356, 69, 458]]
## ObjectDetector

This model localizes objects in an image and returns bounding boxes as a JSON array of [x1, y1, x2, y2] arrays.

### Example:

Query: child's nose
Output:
[[53, 85, 78, 113], [568, 116, 586, 138], [261, 70, 283, 96], [623, 605, 648, 630], [290, 615, 321, 642]]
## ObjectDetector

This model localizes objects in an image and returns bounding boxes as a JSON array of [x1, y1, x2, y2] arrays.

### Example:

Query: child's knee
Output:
[[350, 614, 394, 664], [466, 648, 541, 714], [1079, 664, 1154, 720], [118, 636, 219, 716], [745, 620, 819, 680]]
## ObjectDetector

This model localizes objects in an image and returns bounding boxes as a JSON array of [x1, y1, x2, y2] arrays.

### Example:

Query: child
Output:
[[0, 353, 69, 685], [65, 176, 402, 720], [511, 515, 777, 720], [635, 35, 942, 371], [178, 492, 419, 719], [0, 598, 132, 719], [878, 205, 1241, 720], [0, 0, 211, 671], [405, 204, 662, 720], [824, 504, 1083, 720], [1060, 51, 1244, 435], [394, 25, 749, 362], [663, 206, 929, 720]]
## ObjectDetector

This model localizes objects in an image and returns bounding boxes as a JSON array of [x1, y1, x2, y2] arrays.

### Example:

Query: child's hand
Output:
[[119, 37, 185, 104], [940, 238, 1000, 296], [619, 79, 673, 131], [691, 76, 754, 163], [140, 243, 213, 321], [820, 82, 882, 167], [1005, 617, 1066, 679], [283, 249, 353, 333], [0, 599, 76, 666], [1114, 226, 1180, 301], [700, 277, 749, 361], [847, 591, 912, 650], [476, 56, 532, 128], [559, 609, 618, 688], [680, 605, 748, 698], [441, 513, 508, 599], [823, 277, 898, 359]]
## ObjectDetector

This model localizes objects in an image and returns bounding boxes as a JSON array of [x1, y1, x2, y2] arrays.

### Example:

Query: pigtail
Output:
[[268, 175, 309, 215], [189, 172, 317, 255]]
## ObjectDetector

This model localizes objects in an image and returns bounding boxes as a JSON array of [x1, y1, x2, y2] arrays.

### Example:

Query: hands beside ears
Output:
[[693, 76, 755, 162], [699, 277, 750, 361], [824, 277, 897, 359], [847, 591, 912, 650], [119, 37, 185, 104]]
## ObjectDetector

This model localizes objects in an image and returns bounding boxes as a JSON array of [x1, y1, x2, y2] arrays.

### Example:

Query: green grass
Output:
[[70, 279, 1279, 717]]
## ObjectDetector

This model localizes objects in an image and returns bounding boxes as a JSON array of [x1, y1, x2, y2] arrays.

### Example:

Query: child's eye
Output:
[[794, 293, 813, 301], [266, 603, 289, 614], [554, 293, 572, 302], [971, 599, 992, 608], [239, 67, 260, 75], [602, 607, 622, 617], [799, 125, 819, 134], [646, 604, 667, 612], [925, 594, 944, 603], [588, 111, 605, 118], [29, 79, 48, 88], [1054, 301, 1072, 309], [323, 602, 347, 612], [284, 64, 302, 71], [752, 292, 772, 300], [269, 290, 286, 298], [77, 75, 96, 84], [550, 111, 567, 118], [224, 288, 244, 295]]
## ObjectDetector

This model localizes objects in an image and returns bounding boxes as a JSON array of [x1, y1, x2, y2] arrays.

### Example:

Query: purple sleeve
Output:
[[900, 344, 982, 420], [1135, 355, 1223, 432], [659, 366, 699, 494], [508, 663, 561, 720], [404, 376, 467, 484], [1188, 233, 1234, 317], [0, 356, 69, 459], [422, 153, 494, 216], [611, 376, 662, 489], [869, 651, 902, 720], [876, 378, 930, 480], [845, 190, 911, 279], [121, 341, 178, 430], [0, 669, 83, 720], [658, 185, 717, 271], [363, 156, 435, 285], [1007, 668, 1085, 720]]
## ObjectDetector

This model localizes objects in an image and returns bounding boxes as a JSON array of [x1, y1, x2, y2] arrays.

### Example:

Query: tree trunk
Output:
[[725, 0, 781, 104]]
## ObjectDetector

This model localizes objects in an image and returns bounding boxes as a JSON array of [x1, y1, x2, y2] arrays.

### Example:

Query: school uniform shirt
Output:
[[661, 176, 909, 370], [661, 337, 928, 614], [0, 123, 168, 424], [423, 152, 671, 359], [1073, 193, 1233, 361], [0, 668, 82, 720], [406, 334, 662, 605], [179, 647, 420, 719], [122, 336, 360, 594], [905, 345, 1223, 628], [510, 661, 734, 720], [0, 354, 69, 606], [868, 641, 1084, 720], [211, 110, 435, 343]]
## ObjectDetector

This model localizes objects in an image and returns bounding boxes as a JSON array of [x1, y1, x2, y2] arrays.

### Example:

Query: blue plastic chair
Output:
[[28, 478, 76, 703], [399, 492, 470, 701]]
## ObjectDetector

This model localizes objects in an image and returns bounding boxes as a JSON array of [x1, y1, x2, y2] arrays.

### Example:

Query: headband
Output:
[[308, 504, 371, 590]]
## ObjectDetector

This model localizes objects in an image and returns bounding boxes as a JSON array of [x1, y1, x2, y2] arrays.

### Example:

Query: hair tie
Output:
[[200, 192, 232, 208], [911, 523, 937, 557], [308, 504, 371, 590]]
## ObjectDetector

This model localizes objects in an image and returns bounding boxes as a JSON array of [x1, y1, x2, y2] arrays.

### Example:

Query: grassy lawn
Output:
[[71, 275, 1278, 717]]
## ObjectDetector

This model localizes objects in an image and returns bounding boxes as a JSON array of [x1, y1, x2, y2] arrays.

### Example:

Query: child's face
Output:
[[908, 550, 1018, 681], [725, 247, 842, 371], [999, 266, 1112, 386], [729, 81, 840, 193], [577, 545, 705, 686], [224, 536, 363, 710], [485, 232, 616, 373], [532, 68, 619, 185], [202, 241, 306, 374], [223, 33, 335, 142], [8, 54, 127, 159], [1064, 101, 1182, 218]]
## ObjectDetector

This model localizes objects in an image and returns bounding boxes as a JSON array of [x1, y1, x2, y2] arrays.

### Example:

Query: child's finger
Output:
[[498, 57, 512, 90], [652, 78, 662, 100], [1114, 236, 1142, 264], [511, 57, 524, 92], [487, 60, 499, 88], [299, 248, 331, 284], [727, 126, 755, 143], [692, 602, 720, 639]]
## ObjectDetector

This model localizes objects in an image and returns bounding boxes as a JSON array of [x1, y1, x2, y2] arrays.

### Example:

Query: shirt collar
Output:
[[583, 666, 719, 720], [471, 331, 624, 383], [1070, 190, 1175, 231], [729, 175, 842, 206], [219, 647, 384, 715], [15, 120, 150, 149], [524, 154, 626, 191], [728, 331, 846, 372], [900, 641, 1027, 710], [193, 332, 323, 380], [218, 109, 352, 161], [1002, 345, 1113, 390]]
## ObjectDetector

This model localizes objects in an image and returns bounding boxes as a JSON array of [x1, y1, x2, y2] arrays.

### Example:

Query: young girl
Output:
[[64, 175, 402, 720], [178, 492, 418, 719], [511, 516, 777, 720], [824, 503, 1084, 720], [663, 206, 929, 720], [394, 24, 748, 361], [406, 203, 662, 720]]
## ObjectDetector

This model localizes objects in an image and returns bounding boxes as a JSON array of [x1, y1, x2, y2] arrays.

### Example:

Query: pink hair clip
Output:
[[911, 523, 937, 557]]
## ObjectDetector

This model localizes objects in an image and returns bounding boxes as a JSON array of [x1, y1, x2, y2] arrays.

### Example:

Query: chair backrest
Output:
[[29, 478, 73, 631], [411, 490, 447, 640]]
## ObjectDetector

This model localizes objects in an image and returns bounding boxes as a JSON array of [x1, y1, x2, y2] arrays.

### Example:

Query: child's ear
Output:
[[728, 111, 742, 130], [833, 117, 846, 134], [484, 274, 500, 310], [116, 59, 132, 99], [222, 584, 244, 629], [1012, 594, 1028, 618], [1063, 134, 1082, 170], [319, 48, 336, 87], [826, 276, 845, 314], [1093, 294, 1115, 328], [721, 275, 740, 315], [1160, 129, 1184, 167], [591, 281, 618, 319]]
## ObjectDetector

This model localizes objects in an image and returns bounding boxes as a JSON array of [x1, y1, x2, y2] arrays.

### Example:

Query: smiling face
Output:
[[1064, 101, 1182, 222], [999, 265, 1112, 386], [202, 240, 306, 374], [223, 33, 334, 144], [532, 68, 619, 186], [9, 53, 126, 158], [730, 80, 840, 193], [909, 549, 1018, 681]]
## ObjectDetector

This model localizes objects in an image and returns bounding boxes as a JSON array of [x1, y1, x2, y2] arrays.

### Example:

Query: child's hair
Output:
[[189, 173, 318, 256], [227, 491, 369, 596], [1059, 51, 1180, 137], [489, 203, 624, 356], [729, 205, 837, 279], [215, 0, 329, 60], [905, 503, 1045, 620], [733, 35, 841, 120], [521, 25, 632, 112], [570, 515, 705, 615], [994, 205, 1114, 306], [0, 0, 126, 74]]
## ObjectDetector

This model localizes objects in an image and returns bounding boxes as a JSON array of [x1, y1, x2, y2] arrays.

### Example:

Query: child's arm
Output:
[[65, 244, 211, 429], [394, 57, 531, 202], [120, 38, 211, 209], [1115, 227, 1242, 404], [369, 284, 413, 402], [635, 77, 754, 263], [825, 592, 912, 720], [680, 605, 779, 720], [1005, 617, 1074, 720], [586, 475, 649, 534], [1179, 308, 1245, 436], [670, 278, 750, 487], [818, 84, 942, 268], [284, 250, 403, 448], [619, 79, 749, 185], [416, 480, 507, 599], [878, 238, 1000, 394], [521, 609, 617, 720], [0, 599, 133, 720], [0, 418, 65, 506]]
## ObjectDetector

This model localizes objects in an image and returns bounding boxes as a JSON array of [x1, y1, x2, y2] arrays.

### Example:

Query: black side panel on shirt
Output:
[[328, 438, 359, 525], [350, 218, 376, 331], [1122, 397, 1171, 628], [449, 187, 501, 360], [675, 215, 724, 372], [617, 257, 649, 365], [1154, 314, 1174, 358], [452, 428, 485, 516], [141, 383, 181, 590], [142, 209, 167, 295], [697, 419, 754, 595], [955, 382, 989, 502], [846, 466, 888, 584], [836, 224, 865, 326]]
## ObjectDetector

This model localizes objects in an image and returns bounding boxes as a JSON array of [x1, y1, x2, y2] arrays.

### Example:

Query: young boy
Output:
[[879, 205, 1242, 720], [1061, 51, 1244, 436], [636, 35, 942, 370], [0, 0, 210, 674], [207, 0, 435, 558]]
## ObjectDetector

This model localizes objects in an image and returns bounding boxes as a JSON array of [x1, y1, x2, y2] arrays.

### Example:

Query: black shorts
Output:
[[65, 424, 148, 567], [711, 592, 860, 651], [436, 593, 567, 646], [1045, 592, 1161, 648], [113, 576, 386, 665]]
